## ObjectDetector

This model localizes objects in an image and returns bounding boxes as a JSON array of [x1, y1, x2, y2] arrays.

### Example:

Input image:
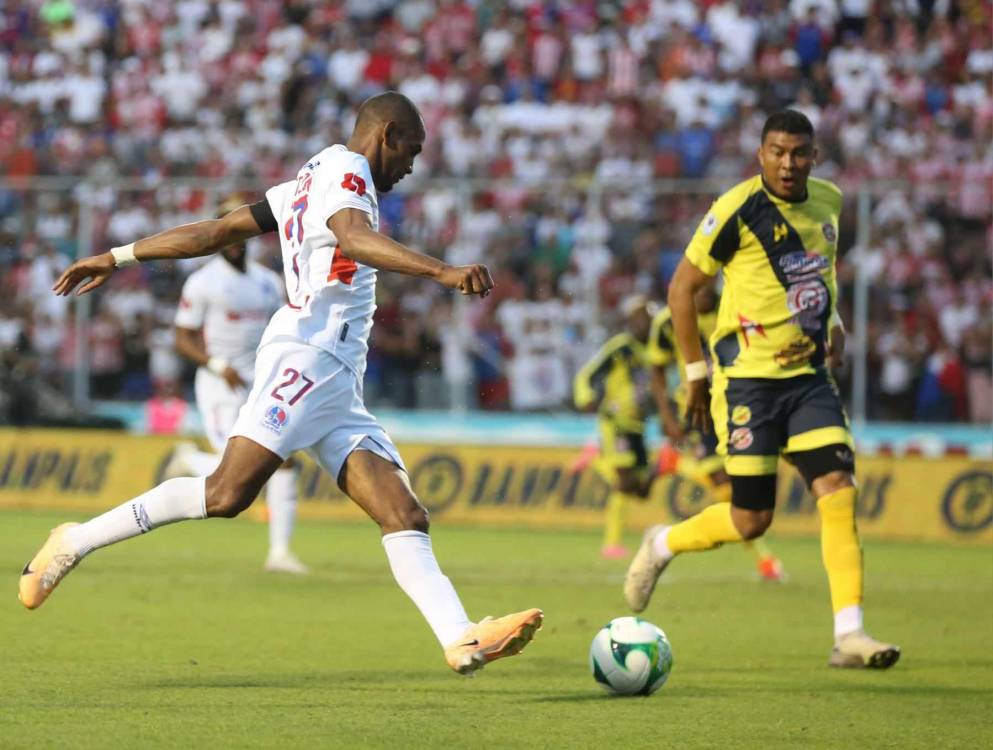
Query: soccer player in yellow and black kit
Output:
[[574, 296, 658, 558], [648, 287, 785, 581], [624, 110, 900, 669]]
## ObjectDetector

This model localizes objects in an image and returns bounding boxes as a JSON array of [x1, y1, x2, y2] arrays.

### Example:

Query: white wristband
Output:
[[684, 360, 709, 382], [207, 356, 229, 376], [110, 243, 139, 267]]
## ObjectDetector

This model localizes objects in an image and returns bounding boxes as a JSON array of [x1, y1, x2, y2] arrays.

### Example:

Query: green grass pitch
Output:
[[2, 508, 991, 749]]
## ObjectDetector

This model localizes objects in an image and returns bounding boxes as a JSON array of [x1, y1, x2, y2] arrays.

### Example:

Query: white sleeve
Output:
[[174, 273, 207, 329], [319, 152, 375, 223], [264, 181, 292, 227]]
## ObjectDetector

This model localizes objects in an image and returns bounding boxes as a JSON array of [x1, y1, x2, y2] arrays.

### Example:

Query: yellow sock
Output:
[[603, 491, 629, 547], [704, 480, 777, 562], [817, 486, 864, 612], [667, 502, 744, 554]]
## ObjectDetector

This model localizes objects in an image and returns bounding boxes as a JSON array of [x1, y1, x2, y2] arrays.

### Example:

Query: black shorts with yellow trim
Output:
[[711, 369, 854, 479], [596, 419, 648, 476]]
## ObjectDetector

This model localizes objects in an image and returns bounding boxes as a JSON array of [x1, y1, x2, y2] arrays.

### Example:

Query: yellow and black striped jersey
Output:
[[573, 333, 650, 433], [646, 306, 718, 409], [684, 174, 841, 379]]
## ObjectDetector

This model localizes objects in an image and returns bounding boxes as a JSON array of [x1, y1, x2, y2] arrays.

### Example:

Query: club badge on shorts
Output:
[[731, 405, 752, 426], [262, 404, 289, 434], [729, 427, 754, 450]]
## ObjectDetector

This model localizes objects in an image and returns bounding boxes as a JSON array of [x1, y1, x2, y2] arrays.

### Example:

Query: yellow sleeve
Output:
[[684, 186, 746, 276], [817, 178, 845, 332], [573, 341, 614, 410], [646, 308, 676, 368]]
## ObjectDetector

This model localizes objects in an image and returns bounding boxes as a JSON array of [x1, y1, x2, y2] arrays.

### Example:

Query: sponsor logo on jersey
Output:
[[773, 223, 788, 243], [731, 405, 752, 426], [262, 405, 289, 434], [778, 251, 830, 282], [729, 427, 753, 450], [701, 213, 718, 236], [787, 279, 829, 331], [822, 222, 836, 242]]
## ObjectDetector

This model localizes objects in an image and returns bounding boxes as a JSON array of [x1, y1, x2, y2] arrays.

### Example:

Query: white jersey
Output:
[[261, 144, 379, 378], [175, 257, 285, 380]]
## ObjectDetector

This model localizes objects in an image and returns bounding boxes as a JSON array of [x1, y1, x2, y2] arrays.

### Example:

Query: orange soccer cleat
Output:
[[600, 544, 630, 560], [569, 442, 600, 475], [18, 523, 81, 610], [757, 555, 786, 582], [656, 443, 681, 476], [444, 608, 544, 675]]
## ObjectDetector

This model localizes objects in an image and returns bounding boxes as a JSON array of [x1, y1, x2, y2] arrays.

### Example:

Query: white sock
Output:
[[186, 449, 222, 477], [381, 530, 472, 647], [65, 477, 207, 558], [651, 526, 673, 561], [266, 467, 297, 556], [834, 605, 864, 639]]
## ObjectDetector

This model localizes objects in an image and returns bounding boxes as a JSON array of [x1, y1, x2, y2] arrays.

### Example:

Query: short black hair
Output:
[[354, 91, 424, 136], [761, 109, 814, 142]]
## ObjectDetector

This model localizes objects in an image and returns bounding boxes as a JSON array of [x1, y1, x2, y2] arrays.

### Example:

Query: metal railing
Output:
[[1, 175, 983, 423]]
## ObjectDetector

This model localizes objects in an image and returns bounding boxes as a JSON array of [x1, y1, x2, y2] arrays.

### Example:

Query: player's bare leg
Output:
[[339, 449, 543, 675], [19, 437, 282, 609], [812, 470, 900, 669]]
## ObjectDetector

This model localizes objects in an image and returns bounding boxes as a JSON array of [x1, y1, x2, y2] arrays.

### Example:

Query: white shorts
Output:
[[194, 368, 248, 452], [230, 340, 404, 481]]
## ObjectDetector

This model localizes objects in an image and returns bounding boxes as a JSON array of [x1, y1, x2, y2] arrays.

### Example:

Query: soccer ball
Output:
[[589, 616, 673, 696]]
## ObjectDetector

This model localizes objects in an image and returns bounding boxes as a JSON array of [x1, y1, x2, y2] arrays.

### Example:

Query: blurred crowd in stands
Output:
[[0, 0, 990, 425]]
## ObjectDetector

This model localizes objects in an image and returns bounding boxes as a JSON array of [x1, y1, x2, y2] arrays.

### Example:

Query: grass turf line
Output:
[[1, 508, 991, 749]]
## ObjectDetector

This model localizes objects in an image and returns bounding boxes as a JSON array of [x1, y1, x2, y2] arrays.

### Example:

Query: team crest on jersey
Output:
[[822, 222, 836, 242], [729, 427, 753, 450], [731, 405, 752, 426], [701, 213, 717, 236], [787, 279, 829, 331], [262, 405, 289, 434]]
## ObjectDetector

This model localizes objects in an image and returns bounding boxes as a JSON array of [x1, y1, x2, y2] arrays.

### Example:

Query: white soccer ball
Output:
[[589, 616, 673, 696]]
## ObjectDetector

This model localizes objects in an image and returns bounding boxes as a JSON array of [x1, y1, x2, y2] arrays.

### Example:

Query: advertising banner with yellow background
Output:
[[0, 428, 989, 544]]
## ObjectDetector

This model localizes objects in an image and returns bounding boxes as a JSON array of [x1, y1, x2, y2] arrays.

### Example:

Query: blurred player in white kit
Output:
[[168, 194, 307, 574], [22, 92, 542, 676]]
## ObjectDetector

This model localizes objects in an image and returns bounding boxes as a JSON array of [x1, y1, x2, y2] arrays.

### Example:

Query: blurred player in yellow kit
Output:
[[573, 294, 784, 582], [573, 296, 658, 558], [624, 110, 900, 668]]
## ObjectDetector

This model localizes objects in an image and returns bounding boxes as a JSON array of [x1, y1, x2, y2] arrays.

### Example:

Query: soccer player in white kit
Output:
[[169, 195, 307, 574], [23, 92, 543, 676]]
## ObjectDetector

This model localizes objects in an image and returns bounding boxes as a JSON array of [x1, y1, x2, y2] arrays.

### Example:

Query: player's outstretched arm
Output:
[[53, 204, 267, 297], [668, 258, 715, 433], [329, 208, 493, 297]]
